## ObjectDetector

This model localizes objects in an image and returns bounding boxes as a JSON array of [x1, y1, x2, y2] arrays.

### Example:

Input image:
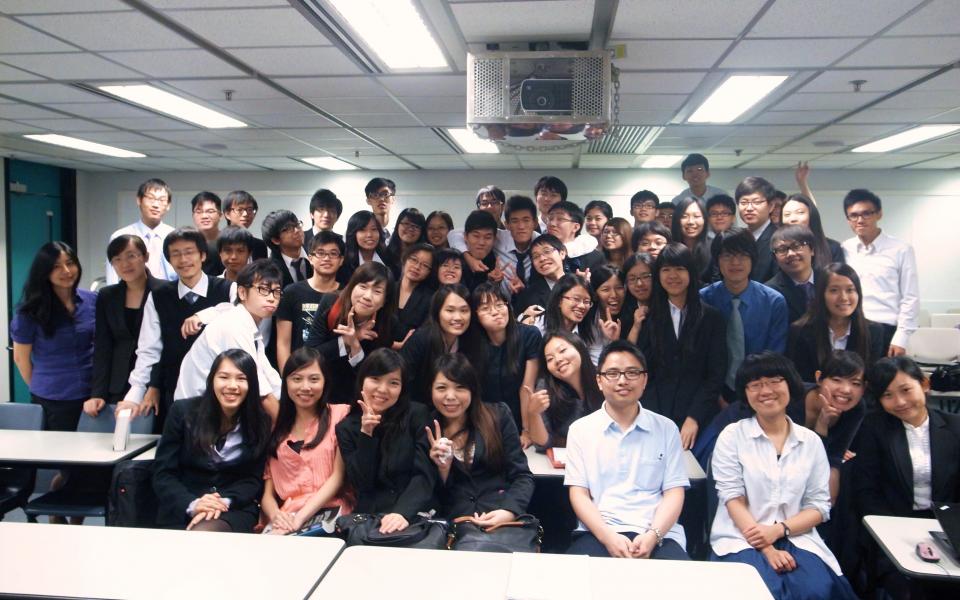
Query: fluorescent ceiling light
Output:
[[328, 0, 447, 69], [302, 156, 359, 170], [640, 155, 683, 169], [98, 84, 247, 129], [688, 75, 788, 123], [23, 134, 145, 158], [446, 128, 499, 154], [851, 124, 960, 153]]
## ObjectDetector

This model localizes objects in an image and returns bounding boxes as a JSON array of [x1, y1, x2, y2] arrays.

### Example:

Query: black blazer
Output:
[[271, 252, 313, 290], [335, 402, 435, 519], [422, 402, 534, 518], [511, 273, 553, 315], [786, 320, 886, 383], [750, 224, 778, 282], [90, 276, 165, 402], [152, 398, 267, 528], [765, 270, 814, 325], [638, 304, 727, 428], [852, 409, 960, 518], [397, 283, 435, 338], [827, 238, 845, 265]]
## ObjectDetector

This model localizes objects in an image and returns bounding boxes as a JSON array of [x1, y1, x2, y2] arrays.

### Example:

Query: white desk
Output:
[[524, 447, 706, 481], [863, 515, 960, 581], [0, 431, 158, 468], [133, 446, 156, 461], [0, 522, 344, 599], [310, 546, 772, 600]]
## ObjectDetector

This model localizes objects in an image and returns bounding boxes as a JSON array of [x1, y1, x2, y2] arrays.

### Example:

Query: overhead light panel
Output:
[[302, 156, 359, 170], [98, 84, 247, 129], [640, 155, 683, 169], [446, 128, 499, 154], [688, 75, 788, 123], [23, 134, 146, 158], [327, 0, 447, 69], [851, 124, 960, 153]]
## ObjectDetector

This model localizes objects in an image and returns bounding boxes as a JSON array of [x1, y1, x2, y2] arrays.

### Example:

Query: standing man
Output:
[[546, 201, 604, 273], [841, 189, 919, 356], [735, 176, 778, 282], [303, 189, 342, 251], [534, 176, 567, 231], [766, 225, 818, 323], [476, 185, 507, 229], [223, 190, 268, 260], [365, 177, 396, 239], [261, 209, 311, 290], [106, 178, 176, 284], [629, 190, 659, 228], [670, 154, 726, 206], [191, 191, 223, 276]]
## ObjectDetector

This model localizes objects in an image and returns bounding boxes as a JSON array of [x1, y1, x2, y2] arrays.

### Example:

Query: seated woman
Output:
[[336, 348, 435, 533], [423, 353, 534, 527], [153, 349, 272, 532], [395, 242, 436, 343], [528, 273, 605, 365], [619, 252, 655, 344], [527, 330, 602, 448], [305, 261, 398, 405], [710, 352, 857, 600], [260, 347, 352, 535], [787, 262, 885, 383], [852, 356, 960, 599]]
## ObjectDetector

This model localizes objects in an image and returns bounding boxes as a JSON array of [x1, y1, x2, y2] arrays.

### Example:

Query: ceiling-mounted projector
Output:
[[466, 50, 612, 146]]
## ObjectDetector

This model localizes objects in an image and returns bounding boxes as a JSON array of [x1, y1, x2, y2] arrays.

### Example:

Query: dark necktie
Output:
[[800, 281, 815, 303], [183, 291, 199, 305], [292, 257, 307, 281], [512, 250, 529, 284]]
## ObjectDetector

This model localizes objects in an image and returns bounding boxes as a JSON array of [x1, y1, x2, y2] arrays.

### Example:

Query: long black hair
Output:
[[18, 241, 82, 336], [471, 282, 522, 379], [422, 284, 480, 361], [190, 349, 271, 458], [795, 262, 872, 371], [672, 197, 710, 282], [269, 347, 332, 457], [344, 210, 387, 271], [385, 207, 427, 269], [431, 353, 503, 470], [334, 262, 397, 350], [648, 243, 703, 356], [539, 330, 603, 442], [784, 194, 832, 269], [355, 348, 411, 456], [544, 273, 597, 347]]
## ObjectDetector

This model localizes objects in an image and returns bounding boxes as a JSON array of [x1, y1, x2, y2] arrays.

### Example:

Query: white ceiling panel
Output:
[[280, 128, 365, 142], [721, 39, 865, 69], [618, 94, 687, 112], [617, 109, 679, 124], [0, 63, 40, 81], [412, 113, 467, 127], [461, 154, 521, 168], [350, 155, 417, 169], [245, 113, 336, 128], [886, 0, 960, 36], [396, 96, 464, 113], [332, 113, 421, 127], [612, 0, 763, 38], [312, 97, 408, 114], [0, 52, 142, 79], [15, 117, 117, 132], [838, 36, 960, 67], [229, 47, 361, 76], [909, 69, 960, 92], [910, 137, 960, 153], [378, 75, 466, 97], [903, 155, 960, 169], [18, 12, 196, 51], [96, 116, 197, 130], [205, 97, 317, 117], [37, 102, 150, 119], [614, 40, 731, 69], [0, 1, 127, 14], [843, 107, 951, 123], [275, 76, 385, 98], [0, 16, 81, 53], [751, 110, 845, 125], [872, 90, 960, 110], [244, 158, 317, 170], [775, 92, 884, 111], [101, 49, 245, 77], [166, 7, 330, 48], [798, 69, 931, 93], [162, 78, 285, 101], [848, 153, 949, 168], [451, 1, 594, 42], [0, 119, 34, 132], [616, 72, 707, 95], [0, 103, 65, 119], [579, 155, 639, 168], [146, 0, 289, 7], [749, 0, 914, 37]]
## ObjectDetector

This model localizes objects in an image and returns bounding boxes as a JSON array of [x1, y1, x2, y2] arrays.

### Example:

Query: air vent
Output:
[[587, 126, 661, 154]]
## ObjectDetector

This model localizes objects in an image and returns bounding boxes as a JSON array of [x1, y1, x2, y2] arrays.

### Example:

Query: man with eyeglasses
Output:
[[365, 177, 397, 239], [564, 341, 690, 560], [262, 209, 311, 290], [766, 225, 818, 323], [174, 260, 283, 419], [841, 189, 919, 357], [734, 176, 779, 282], [630, 190, 660, 228], [275, 231, 343, 371], [546, 201, 604, 273], [190, 191, 224, 276], [118, 227, 236, 431], [303, 189, 343, 251], [670, 154, 727, 206], [106, 178, 176, 284], [513, 234, 567, 316], [223, 190, 268, 260], [476, 185, 506, 229]]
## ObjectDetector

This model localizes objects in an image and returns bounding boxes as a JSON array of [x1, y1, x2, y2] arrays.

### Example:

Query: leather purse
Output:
[[448, 514, 543, 553], [335, 513, 449, 549]]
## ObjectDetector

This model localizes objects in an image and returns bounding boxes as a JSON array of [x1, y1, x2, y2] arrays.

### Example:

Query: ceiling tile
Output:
[[101, 49, 245, 77], [15, 117, 116, 132], [750, 110, 845, 125], [612, 0, 763, 38], [162, 78, 285, 101], [332, 113, 421, 127], [798, 69, 932, 93], [886, 0, 960, 36], [43, 102, 156, 119], [749, 0, 913, 37], [0, 1, 127, 13], [275, 76, 385, 98], [618, 94, 687, 112], [613, 40, 731, 69], [0, 52, 141, 79], [909, 69, 960, 92], [229, 47, 361, 76], [350, 155, 416, 170], [0, 103, 64, 119], [843, 107, 950, 123], [0, 16, 81, 53], [616, 109, 677, 124], [244, 113, 335, 128], [775, 92, 884, 111], [0, 62, 44, 81], [846, 153, 948, 168], [205, 97, 317, 117], [616, 72, 707, 95], [838, 37, 960, 67], [0, 119, 35, 132], [313, 97, 407, 114], [903, 154, 960, 169], [166, 7, 330, 48], [378, 74, 466, 97], [395, 96, 464, 113], [18, 12, 196, 51], [720, 38, 865, 69], [412, 113, 466, 127], [96, 116, 197, 130], [451, 1, 594, 42], [0, 82, 108, 103], [146, 0, 289, 7], [872, 90, 960, 110]]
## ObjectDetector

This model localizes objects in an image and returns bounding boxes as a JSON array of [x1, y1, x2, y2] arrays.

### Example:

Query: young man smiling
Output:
[[564, 341, 690, 560], [766, 225, 818, 323], [106, 178, 176, 284], [365, 177, 396, 239], [261, 209, 311, 289], [670, 154, 726, 206], [735, 176, 779, 282], [512, 234, 567, 315], [191, 191, 224, 276], [629, 190, 659, 228], [546, 201, 604, 273], [303, 189, 342, 251]]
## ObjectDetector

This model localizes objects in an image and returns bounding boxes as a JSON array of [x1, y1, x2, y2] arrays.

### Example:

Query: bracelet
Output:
[[646, 527, 664, 547]]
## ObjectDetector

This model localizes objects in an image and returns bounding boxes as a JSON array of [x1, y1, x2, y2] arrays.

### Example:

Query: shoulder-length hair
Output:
[[540, 330, 603, 441], [544, 273, 597, 346], [355, 348, 411, 453], [735, 351, 806, 412], [18, 241, 82, 336], [385, 207, 427, 263], [191, 349, 271, 458], [795, 262, 871, 371], [335, 262, 397, 349], [401, 242, 437, 287], [344, 210, 387, 270], [784, 194, 832, 269], [270, 347, 331, 457], [601, 217, 633, 265], [672, 197, 708, 246], [431, 353, 504, 471], [648, 243, 703, 356], [471, 282, 522, 379]]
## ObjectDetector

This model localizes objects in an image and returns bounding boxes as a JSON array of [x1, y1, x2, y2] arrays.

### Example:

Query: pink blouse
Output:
[[264, 404, 353, 515]]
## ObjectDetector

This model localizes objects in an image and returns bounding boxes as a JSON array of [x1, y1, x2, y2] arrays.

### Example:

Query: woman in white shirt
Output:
[[710, 351, 857, 600]]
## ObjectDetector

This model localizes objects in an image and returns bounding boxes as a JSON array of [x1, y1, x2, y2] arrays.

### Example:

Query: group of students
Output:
[[9, 154, 955, 600]]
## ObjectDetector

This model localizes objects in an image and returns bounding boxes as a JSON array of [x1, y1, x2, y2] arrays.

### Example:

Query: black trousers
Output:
[[30, 394, 84, 432]]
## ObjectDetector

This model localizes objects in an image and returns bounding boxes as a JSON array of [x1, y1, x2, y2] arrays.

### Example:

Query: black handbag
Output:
[[335, 513, 449, 549], [931, 363, 960, 392], [107, 460, 157, 527], [448, 514, 543, 553]]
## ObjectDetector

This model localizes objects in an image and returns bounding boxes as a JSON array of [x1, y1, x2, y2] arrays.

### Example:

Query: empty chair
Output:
[[906, 328, 960, 365], [930, 313, 960, 329], [917, 308, 931, 328], [0, 403, 44, 520]]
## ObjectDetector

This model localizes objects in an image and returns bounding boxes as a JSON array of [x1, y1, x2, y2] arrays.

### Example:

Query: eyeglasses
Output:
[[602, 230, 622, 238], [371, 191, 395, 200], [633, 201, 657, 210], [193, 208, 220, 217], [280, 221, 303, 234], [772, 242, 808, 257], [708, 210, 734, 219], [168, 248, 199, 260], [110, 251, 144, 264], [627, 273, 653, 284], [230, 206, 257, 216], [745, 376, 786, 393], [846, 209, 878, 222], [478, 302, 508, 314], [251, 285, 283, 299], [738, 199, 768, 208], [311, 250, 342, 260], [598, 368, 647, 381], [141, 194, 168, 205], [531, 248, 558, 261], [477, 199, 502, 209], [546, 216, 575, 225], [398, 220, 422, 231], [562, 296, 593, 307], [405, 257, 432, 270]]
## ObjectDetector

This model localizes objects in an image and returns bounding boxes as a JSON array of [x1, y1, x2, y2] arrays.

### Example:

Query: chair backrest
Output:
[[930, 314, 960, 329], [77, 408, 154, 435], [918, 308, 931, 328], [907, 327, 960, 364], [0, 402, 43, 431]]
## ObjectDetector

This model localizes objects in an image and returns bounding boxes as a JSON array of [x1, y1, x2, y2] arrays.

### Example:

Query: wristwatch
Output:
[[646, 527, 664, 547], [780, 522, 791, 538]]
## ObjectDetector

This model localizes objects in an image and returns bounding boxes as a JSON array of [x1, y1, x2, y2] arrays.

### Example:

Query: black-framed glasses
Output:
[[251, 285, 282, 299], [477, 199, 503, 209], [310, 250, 342, 260], [280, 221, 303, 234], [598, 368, 647, 381], [745, 376, 786, 393], [772, 242, 809, 257], [192, 208, 220, 216], [230, 206, 257, 216], [738, 199, 767, 208], [562, 296, 593, 307], [846, 209, 878, 222], [371, 191, 395, 200]]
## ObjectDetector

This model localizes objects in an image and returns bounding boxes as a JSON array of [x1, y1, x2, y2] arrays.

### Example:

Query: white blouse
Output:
[[903, 417, 932, 510]]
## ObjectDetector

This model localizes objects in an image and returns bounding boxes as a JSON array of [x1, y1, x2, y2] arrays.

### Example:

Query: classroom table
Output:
[[0, 522, 344, 599], [524, 446, 706, 480], [0, 430, 158, 469], [863, 515, 960, 582], [309, 545, 773, 600]]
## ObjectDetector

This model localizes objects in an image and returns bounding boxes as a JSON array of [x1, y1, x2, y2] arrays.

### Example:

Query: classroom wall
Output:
[[0, 163, 9, 401], [76, 167, 960, 312]]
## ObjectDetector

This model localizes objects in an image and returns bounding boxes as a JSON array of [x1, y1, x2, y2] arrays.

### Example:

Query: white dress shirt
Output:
[[174, 303, 281, 401], [449, 228, 541, 295], [842, 231, 919, 348], [904, 416, 933, 510], [750, 220, 772, 241], [106, 220, 176, 284], [123, 274, 237, 405], [671, 184, 727, 206], [668, 301, 686, 338], [710, 417, 841, 574], [829, 322, 852, 351], [281, 248, 309, 282]]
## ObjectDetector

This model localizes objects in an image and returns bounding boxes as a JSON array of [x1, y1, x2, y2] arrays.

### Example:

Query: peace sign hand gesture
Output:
[[333, 308, 361, 352], [358, 392, 382, 437], [425, 419, 453, 480], [599, 307, 622, 341]]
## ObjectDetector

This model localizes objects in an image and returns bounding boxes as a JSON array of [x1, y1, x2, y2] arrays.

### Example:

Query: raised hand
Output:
[[356, 317, 378, 342], [180, 315, 204, 339], [425, 419, 453, 474], [519, 305, 544, 324], [816, 392, 841, 430], [487, 259, 506, 284], [633, 305, 648, 325], [523, 386, 550, 415], [392, 329, 414, 351], [599, 307, 621, 341], [794, 161, 810, 187], [574, 268, 591, 281], [358, 392, 382, 437]]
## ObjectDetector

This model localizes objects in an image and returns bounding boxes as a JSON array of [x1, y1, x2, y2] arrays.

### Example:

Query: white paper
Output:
[[550, 447, 568, 466], [505, 552, 591, 600], [113, 409, 131, 452]]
